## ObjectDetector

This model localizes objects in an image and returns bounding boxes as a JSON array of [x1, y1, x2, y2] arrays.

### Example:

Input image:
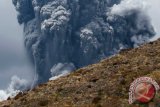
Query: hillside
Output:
[[1, 39, 160, 107]]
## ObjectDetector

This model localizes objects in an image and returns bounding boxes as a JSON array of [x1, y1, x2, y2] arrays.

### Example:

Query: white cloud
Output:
[[111, 0, 160, 41], [131, 35, 150, 47], [0, 75, 30, 101], [49, 63, 75, 80], [111, 0, 149, 16]]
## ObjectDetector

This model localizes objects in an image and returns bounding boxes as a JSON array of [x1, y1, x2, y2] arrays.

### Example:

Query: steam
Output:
[[111, 0, 149, 16], [131, 35, 150, 47], [49, 63, 75, 80], [110, 0, 155, 47], [111, 0, 160, 41], [0, 75, 30, 101]]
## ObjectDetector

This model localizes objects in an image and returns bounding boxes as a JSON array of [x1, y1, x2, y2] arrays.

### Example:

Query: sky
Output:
[[0, 0, 34, 89], [0, 0, 159, 89], [148, 0, 160, 40]]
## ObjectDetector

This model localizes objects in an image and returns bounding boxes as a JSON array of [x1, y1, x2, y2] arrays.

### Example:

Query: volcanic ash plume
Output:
[[12, 0, 155, 84]]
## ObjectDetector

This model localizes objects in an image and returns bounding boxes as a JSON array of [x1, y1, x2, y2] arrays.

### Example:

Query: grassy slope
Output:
[[1, 39, 160, 107]]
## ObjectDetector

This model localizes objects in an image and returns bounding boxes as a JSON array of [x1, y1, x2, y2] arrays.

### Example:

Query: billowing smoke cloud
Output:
[[49, 63, 75, 80], [0, 75, 30, 101], [110, 0, 155, 47], [12, 0, 35, 24], [111, 0, 148, 16], [111, 0, 160, 41], [12, 0, 156, 85]]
